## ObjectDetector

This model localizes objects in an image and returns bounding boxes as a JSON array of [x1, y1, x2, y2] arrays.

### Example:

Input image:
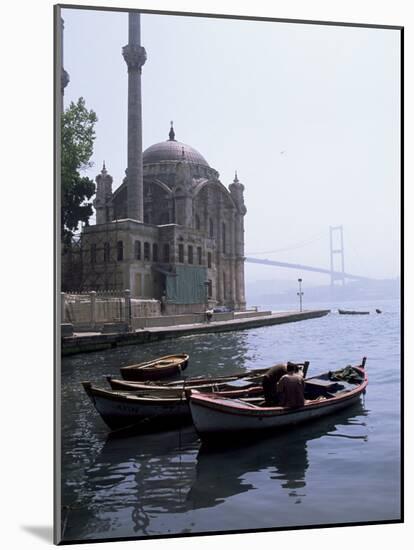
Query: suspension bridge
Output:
[[245, 226, 372, 286]]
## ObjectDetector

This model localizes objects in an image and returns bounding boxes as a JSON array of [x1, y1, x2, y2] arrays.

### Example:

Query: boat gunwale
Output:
[[107, 372, 267, 391], [84, 382, 264, 404], [83, 383, 188, 405]]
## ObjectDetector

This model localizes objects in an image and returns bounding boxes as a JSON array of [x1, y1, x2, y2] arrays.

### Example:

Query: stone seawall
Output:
[[61, 309, 330, 357]]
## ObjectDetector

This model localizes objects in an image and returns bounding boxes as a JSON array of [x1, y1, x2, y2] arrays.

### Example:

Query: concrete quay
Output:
[[61, 309, 330, 357]]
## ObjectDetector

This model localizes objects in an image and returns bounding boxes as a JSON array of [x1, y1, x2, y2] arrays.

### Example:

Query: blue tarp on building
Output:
[[166, 265, 207, 304]]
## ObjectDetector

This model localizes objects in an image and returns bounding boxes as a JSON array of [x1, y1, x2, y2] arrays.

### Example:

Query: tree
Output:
[[61, 97, 97, 246]]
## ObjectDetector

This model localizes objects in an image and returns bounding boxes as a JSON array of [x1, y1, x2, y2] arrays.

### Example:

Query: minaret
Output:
[[122, 12, 147, 222], [94, 162, 114, 224]]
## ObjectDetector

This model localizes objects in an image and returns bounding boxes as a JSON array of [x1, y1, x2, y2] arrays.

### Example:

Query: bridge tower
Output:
[[329, 225, 345, 286]]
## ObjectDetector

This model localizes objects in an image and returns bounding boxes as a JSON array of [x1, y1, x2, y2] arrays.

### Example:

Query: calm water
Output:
[[60, 298, 401, 542]]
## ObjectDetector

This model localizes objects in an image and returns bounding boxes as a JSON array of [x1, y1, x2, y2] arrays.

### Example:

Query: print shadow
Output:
[[21, 525, 53, 543]]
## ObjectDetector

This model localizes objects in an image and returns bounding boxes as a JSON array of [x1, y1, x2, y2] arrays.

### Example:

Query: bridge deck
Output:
[[245, 257, 371, 281]]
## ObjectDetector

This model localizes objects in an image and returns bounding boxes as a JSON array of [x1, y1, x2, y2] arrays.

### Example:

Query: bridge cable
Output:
[[246, 231, 325, 256]]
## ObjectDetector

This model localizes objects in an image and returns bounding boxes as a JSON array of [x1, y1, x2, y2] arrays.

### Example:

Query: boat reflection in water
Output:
[[187, 401, 368, 510], [62, 426, 200, 541], [62, 401, 368, 540]]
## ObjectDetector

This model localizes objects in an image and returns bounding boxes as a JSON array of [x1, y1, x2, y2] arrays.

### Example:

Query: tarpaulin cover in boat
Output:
[[329, 366, 365, 383]]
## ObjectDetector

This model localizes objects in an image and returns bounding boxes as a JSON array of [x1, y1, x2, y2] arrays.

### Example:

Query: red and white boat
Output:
[[189, 358, 367, 441]]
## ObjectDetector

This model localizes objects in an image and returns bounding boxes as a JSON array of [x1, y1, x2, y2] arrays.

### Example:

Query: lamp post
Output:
[[203, 280, 210, 323], [203, 280, 210, 306], [297, 278, 304, 312]]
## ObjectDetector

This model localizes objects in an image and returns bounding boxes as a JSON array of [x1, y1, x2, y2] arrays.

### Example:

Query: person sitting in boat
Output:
[[262, 363, 288, 405], [277, 362, 305, 408]]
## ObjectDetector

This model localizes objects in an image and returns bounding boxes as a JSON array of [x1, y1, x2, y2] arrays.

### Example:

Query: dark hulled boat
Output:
[[338, 309, 370, 315]]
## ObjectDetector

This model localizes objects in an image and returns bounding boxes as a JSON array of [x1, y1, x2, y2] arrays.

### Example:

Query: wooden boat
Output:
[[338, 309, 370, 315], [189, 358, 367, 441], [110, 362, 309, 392], [83, 362, 310, 431], [82, 380, 266, 431], [120, 353, 189, 381], [107, 367, 271, 393]]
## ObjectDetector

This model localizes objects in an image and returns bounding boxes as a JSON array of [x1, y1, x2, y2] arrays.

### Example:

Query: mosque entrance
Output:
[[134, 273, 142, 298]]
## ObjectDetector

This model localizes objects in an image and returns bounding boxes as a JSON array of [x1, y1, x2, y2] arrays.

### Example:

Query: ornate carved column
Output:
[[229, 208, 237, 307], [122, 12, 147, 222], [229, 172, 247, 309]]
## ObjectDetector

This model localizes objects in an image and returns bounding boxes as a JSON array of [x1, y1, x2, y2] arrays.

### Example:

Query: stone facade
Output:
[[82, 126, 247, 310]]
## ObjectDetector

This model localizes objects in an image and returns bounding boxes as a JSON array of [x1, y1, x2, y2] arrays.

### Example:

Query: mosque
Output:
[[62, 12, 247, 312]]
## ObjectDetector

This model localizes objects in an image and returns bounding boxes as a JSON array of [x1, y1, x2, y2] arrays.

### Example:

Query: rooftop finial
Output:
[[169, 120, 176, 141], [234, 170, 239, 183], [102, 161, 107, 174]]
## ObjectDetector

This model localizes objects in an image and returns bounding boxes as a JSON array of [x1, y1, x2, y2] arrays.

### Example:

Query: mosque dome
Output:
[[143, 124, 210, 167]]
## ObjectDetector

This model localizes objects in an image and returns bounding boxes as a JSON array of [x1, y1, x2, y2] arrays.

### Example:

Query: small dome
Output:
[[143, 124, 210, 167]]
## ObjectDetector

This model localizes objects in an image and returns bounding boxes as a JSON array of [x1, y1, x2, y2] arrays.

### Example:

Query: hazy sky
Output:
[[62, 7, 401, 285]]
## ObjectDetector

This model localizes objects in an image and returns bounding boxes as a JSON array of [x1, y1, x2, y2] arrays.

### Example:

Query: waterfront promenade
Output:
[[61, 309, 330, 356]]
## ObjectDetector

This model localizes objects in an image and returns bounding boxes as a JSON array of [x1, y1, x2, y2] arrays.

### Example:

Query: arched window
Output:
[[207, 251, 212, 268], [222, 223, 226, 253], [188, 245, 193, 265], [197, 246, 202, 265], [178, 243, 184, 263], [144, 242, 150, 261], [117, 241, 124, 261], [163, 243, 170, 263], [209, 218, 214, 237], [195, 214, 201, 230], [103, 242, 110, 263], [152, 243, 158, 262], [134, 240, 141, 260]]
